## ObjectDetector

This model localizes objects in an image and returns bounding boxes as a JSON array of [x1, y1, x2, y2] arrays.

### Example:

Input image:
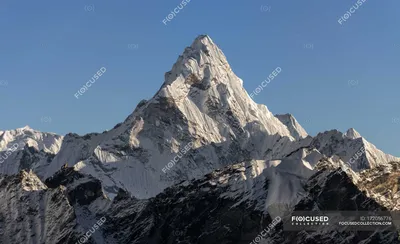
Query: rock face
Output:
[[263, 163, 400, 244], [356, 162, 400, 210], [0, 170, 82, 244], [45, 167, 106, 206], [2, 160, 399, 244], [1, 35, 400, 244]]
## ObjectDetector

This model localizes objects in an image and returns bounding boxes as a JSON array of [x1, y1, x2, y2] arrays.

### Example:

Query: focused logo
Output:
[[291, 215, 329, 226]]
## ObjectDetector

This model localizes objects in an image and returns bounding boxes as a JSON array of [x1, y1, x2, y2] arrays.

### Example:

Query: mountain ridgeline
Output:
[[0, 35, 399, 244]]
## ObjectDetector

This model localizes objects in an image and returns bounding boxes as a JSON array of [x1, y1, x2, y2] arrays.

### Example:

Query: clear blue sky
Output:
[[0, 0, 399, 156]]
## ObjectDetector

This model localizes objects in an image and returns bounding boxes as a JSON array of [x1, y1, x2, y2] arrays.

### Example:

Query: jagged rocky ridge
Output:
[[0, 170, 82, 244], [1, 158, 399, 244], [262, 161, 400, 244]]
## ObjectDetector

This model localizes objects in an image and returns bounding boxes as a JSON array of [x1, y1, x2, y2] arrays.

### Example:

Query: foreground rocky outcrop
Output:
[[2, 157, 400, 244], [0, 170, 82, 244]]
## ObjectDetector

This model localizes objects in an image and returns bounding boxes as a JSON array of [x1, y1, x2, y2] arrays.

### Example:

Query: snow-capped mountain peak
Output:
[[154, 34, 242, 108], [144, 34, 296, 140], [275, 114, 308, 140], [160, 34, 235, 88], [38, 35, 309, 198], [19, 125, 32, 131], [311, 129, 399, 172], [345, 128, 362, 139], [0, 126, 63, 154], [0, 126, 64, 179]]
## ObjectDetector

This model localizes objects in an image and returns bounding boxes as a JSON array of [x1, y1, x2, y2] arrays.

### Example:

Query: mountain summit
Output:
[[159, 35, 237, 89], [275, 114, 308, 140], [345, 128, 362, 139]]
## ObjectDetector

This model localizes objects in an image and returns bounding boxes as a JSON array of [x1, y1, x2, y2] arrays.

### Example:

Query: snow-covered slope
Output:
[[0, 156, 398, 244], [275, 114, 308, 140], [310, 128, 399, 172], [23, 158, 396, 244], [0, 126, 62, 153], [0, 126, 63, 178]]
